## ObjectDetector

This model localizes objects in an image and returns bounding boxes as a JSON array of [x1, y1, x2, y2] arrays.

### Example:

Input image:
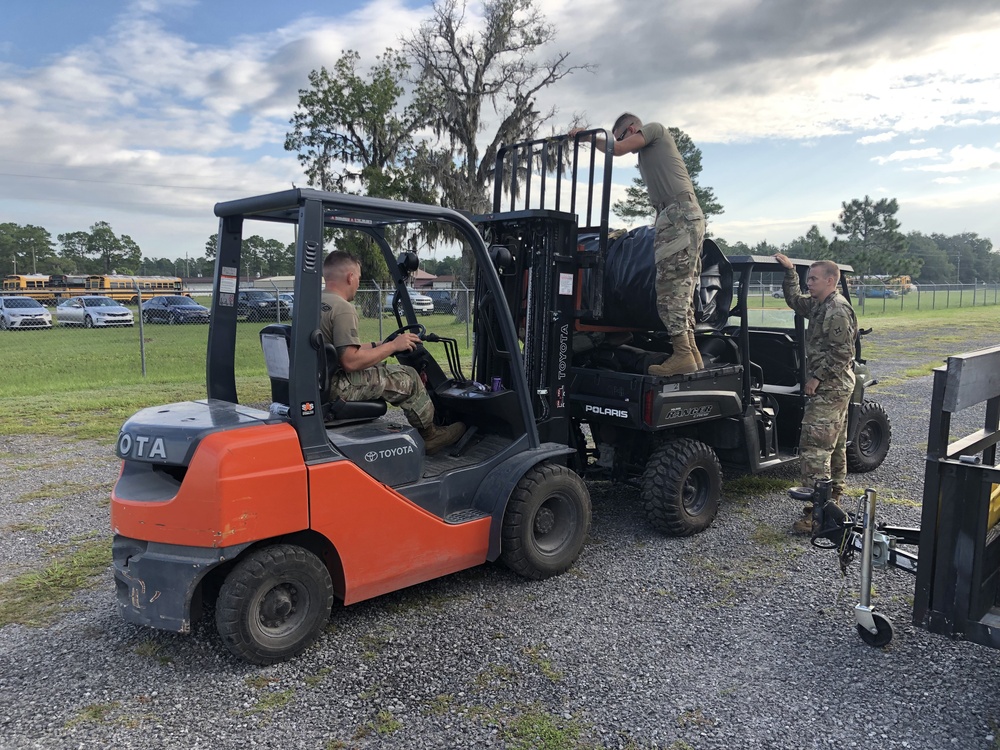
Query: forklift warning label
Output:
[[559, 273, 573, 295], [220, 266, 238, 295]]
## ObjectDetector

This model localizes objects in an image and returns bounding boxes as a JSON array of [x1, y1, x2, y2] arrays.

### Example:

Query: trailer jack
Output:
[[789, 480, 919, 648]]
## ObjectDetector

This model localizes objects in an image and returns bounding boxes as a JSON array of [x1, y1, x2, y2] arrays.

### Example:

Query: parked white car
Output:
[[383, 291, 434, 316], [57, 296, 135, 328], [0, 296, 53, 330]]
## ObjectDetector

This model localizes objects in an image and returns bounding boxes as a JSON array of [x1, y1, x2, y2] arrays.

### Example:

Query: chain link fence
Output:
[[748, 282, 1000, 314], [3, 280, 476, 384]]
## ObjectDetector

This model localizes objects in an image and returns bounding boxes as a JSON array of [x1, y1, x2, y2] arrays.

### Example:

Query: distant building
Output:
[[412, 269, 437, 289]]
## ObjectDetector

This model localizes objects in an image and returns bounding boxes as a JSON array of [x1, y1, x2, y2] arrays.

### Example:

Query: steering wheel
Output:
[[383, 323, 426, 344]]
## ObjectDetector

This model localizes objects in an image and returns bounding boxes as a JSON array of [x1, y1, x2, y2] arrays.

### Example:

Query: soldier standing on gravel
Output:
[[569, 113, 705, 376], [774, 253, 858, 534], [320, 250, 465, 456]]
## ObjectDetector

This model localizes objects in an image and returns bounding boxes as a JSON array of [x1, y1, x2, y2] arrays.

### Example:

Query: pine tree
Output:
[[612, 127, 723, 225]]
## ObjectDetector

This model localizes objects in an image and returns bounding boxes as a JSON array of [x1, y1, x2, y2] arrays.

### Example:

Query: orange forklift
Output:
[[111, 190, 591, 664]]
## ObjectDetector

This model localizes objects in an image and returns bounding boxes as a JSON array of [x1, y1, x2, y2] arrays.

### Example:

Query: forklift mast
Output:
[[477, 131, 616, 448]]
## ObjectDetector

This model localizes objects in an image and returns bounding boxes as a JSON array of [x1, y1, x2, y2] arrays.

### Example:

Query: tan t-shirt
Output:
[[636, 121, 701, 213], [320, 291, 361, 352]]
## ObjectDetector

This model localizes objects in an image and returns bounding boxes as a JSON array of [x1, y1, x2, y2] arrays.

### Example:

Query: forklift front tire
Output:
[[501, 463, 592, 580], [216, 544, 334, 665]]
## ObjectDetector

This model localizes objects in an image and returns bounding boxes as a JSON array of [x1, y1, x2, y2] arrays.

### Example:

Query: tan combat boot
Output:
[[688, 330, 704, 370], [648, 334, 698, 378], [421, 422, 467, 456], [792, 505, 814, 535]]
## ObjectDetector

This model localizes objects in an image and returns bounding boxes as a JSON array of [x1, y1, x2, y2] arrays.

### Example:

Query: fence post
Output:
[[461, 280, 471, 348], [377, 281, 384, 342], [135, 282, 147, 377], [266, 279, 282, 324]]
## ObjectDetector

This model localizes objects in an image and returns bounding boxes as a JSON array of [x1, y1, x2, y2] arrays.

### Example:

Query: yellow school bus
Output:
[[2, 274, 55, 303], [4, 273, 185, 305], [83, 275, 184, 304]]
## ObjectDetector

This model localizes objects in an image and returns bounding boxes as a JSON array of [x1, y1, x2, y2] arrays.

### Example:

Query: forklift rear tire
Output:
[[501, 462, 591, 580], [846, 400, 892, 473], [857, 612, 893, 647], [216, 544, 334, 665], [642, 438, 722, 536]]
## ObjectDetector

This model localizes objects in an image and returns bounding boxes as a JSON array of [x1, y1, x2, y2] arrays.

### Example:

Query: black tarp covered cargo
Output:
[[579, 226, 733, 331]]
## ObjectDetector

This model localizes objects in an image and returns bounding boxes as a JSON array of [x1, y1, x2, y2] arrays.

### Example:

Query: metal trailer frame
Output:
[[913, 345, 1000, 647]]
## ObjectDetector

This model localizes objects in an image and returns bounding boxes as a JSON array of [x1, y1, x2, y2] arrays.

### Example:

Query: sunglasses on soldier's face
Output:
[[616, 128, 628, 141]]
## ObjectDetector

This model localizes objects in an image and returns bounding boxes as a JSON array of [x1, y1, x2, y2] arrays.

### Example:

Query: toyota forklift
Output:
[[111, 190, 591, 665]]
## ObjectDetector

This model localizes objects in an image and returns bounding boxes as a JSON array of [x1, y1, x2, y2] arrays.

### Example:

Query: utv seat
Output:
[[260, 324, 387, 425]]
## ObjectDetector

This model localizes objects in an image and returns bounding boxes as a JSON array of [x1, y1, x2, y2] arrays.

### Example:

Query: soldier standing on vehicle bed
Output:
[[774, 253, 858, 534], [320, 250, 465, 456], [569, 113, 704, 376]]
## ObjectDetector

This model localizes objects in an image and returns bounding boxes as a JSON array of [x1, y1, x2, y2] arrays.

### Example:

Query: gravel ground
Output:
[[1, 328, 999, 750]]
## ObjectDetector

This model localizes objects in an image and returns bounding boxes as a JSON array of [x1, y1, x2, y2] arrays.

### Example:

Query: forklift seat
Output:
[[260, 324, 387, 424]]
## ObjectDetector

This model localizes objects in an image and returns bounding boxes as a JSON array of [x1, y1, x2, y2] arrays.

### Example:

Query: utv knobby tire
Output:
[[847, 400, 892, 473], [642, 438, 722, 536], [215, 544, 334, 665], [501, 462, 591, 580]]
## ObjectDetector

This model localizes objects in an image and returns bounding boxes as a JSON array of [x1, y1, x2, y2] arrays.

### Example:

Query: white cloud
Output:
[[858, 132, 898, 145], [933, 176, 963, 184], [3, 0, 1000, 257], [917, 144, 1000, 172], [872, 148, 943, 165]]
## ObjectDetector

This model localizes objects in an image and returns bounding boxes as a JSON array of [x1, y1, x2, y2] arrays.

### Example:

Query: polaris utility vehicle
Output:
[[480, 132, 890, 537], [112, 190, 591, 664]]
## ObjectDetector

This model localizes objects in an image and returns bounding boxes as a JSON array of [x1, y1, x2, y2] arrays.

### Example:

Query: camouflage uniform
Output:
[[781, 268, 858, 496], [633, 122, 705, 336], [320, 291, 434, 430], [654, 200, 705, 335]]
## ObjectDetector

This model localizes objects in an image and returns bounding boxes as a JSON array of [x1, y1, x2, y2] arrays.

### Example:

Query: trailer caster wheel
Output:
[[857, 612, 893, 648], [216, 544, 334, 665]]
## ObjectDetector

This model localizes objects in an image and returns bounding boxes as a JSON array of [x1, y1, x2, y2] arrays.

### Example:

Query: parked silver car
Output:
[[0, 296, 53, 330], [56, 296, 134, 328]]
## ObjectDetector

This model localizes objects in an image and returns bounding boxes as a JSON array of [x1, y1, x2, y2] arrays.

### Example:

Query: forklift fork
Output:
[[788, 480, 919, 648]]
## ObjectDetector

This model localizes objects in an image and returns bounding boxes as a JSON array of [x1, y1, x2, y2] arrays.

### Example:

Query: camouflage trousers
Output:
[[654, 201, 705, 336], [799, 386, 853, 497], [330, 363, 434, 431]]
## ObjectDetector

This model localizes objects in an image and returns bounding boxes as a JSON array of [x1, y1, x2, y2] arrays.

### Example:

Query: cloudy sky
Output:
[[2, 0, 999, 263]]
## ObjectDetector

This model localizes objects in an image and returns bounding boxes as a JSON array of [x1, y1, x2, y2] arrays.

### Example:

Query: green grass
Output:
[[523, 644, 563, 682], [66, 701, 121, 726], [502, 705, 587, 750], [0, 311, 471, 442], [247, 689, 295, 714], [0, 538, 110, 627], [1, 303, 994, 442]]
